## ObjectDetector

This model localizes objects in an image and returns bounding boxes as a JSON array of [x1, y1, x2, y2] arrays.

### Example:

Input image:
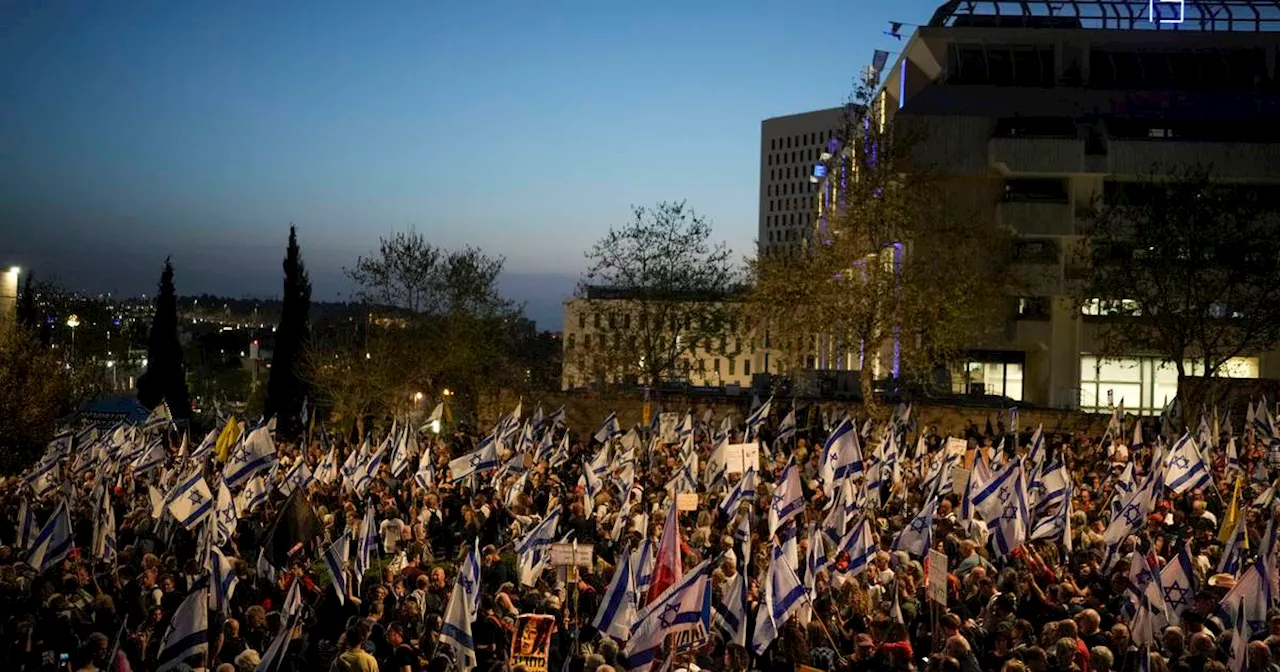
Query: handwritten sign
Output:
[[927, 549, 949, 604], [659, 412, 680, 443], [725, 442, 760, 474], [676, 493, 699, 511]]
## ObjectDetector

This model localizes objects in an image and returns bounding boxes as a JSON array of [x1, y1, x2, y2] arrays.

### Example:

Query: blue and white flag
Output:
[[1127, 550, 1169, 644], [389, 430, 414, 479], [1104, 469, 1161, 547], [459, 540, 483, 621], [1218, 556, 1273, 640], [414, 444, 436, 490], [594, 412, 622, 444], [449, 440, 498, 482], [350, 438, 387, 496], [776, 405, 797, 443], [91, 487, 117, 561], [593, 544, 637, 641], [255, 607, 297, 672], [1216, 513, 1247, 576], [209, 545, 238, 615], [191, 428, 219, 462], [745, 396, 773, 439], [440, 580, 476, 672], [234, 474, 269, 518], [154, 588, 209, 672], [819, 418, 859, 497], [836, 518, 877, 579], [315, 446, 339, 485], [142, 402, 174, 433], [223, 426, 277, 490], [516, 506, 563, 587], [132, 439, 169, 476], [719, 468, 757, 518], [323, 533, 351, 605], [626, 558, 712, 672], [752, 540, 807, 655], [16, 499, 38, 549], [278, 459, 314, 498], [1163, 433, 1210, 495], [166, 468, 214, 531], [714, 567, 749, 648], [1160, 542, 1197, 622], [354, 506, 377, 591], [768, 458, 804, 537], [892, 496, 937, 559], [632, 538, 655, 598], [27, 500, 73, 572]]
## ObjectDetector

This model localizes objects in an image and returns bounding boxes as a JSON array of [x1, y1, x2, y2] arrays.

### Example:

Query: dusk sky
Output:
[[1, 0, 931, 329]]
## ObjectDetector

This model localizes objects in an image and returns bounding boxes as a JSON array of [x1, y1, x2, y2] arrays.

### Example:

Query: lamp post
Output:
[[66, 314, 80, 359]]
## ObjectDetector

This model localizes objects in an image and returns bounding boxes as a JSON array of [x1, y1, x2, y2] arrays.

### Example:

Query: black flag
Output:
[[264, 487, 323, 568]]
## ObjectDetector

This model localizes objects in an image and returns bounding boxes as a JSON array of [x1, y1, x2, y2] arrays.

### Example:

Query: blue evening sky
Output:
[[1, 0, 935, 328]]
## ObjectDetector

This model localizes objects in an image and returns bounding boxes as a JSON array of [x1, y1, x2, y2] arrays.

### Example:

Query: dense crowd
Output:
[[1, 400, 1279, 672]]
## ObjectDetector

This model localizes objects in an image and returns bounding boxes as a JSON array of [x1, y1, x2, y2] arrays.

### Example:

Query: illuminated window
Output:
[[1078, 355, 1259, 415]]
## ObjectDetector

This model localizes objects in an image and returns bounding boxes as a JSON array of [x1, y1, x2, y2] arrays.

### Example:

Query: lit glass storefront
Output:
[[1079, 355, 1259, 415]]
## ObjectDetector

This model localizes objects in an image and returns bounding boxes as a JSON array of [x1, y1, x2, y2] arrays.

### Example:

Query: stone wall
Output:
[[476, 389, 1113, 438]]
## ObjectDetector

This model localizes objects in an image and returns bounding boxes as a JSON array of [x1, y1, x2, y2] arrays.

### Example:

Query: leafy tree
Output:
[[309, 232, 520, 432], [265, 225, 313, 437], [136, 258, 192, 419], [747, 83, 1008, 402], [0, 322, 75, 473], [1074, 165, 1280, 420], [574, 201, 740, 392]]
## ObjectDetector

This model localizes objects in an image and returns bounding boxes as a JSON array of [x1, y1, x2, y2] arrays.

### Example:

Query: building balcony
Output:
[[989, 137, 1086, 174], [999, 201, 1074, 236], [1108, 140, 1280, 180]]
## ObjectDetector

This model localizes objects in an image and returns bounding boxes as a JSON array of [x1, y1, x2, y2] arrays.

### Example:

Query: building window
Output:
[[567, 334, 576, 350], [744, 360, 751, 376], [583, 334, 591, 348], [594, 314, 601, 329], [1004, 178, 1069, 203], [623, 314, 631, 330], [578, 313, 585, 329], [713, 358, 721, 372], [1079, 355, 1259, 415], [729, 359, 736, 375], [950, 353, 1026, 401]]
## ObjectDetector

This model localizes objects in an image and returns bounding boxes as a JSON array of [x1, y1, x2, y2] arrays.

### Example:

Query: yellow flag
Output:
[[214, 416, 242, 463], [1218, 476, 1244, 545]]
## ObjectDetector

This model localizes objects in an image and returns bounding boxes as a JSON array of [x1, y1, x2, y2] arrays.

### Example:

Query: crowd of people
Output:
[[1, 398, 1278, 672]]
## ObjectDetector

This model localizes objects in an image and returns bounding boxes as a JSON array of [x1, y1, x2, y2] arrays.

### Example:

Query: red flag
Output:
[[646, 505, 684, 604]]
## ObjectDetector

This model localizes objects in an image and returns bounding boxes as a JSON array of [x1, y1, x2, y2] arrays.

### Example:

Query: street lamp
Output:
[[66, 314, 80, 356]]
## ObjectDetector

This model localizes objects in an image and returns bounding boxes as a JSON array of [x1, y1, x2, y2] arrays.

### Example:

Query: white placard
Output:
[[944, 437, 968, 457], [951, 467, 971, 497], [659, 412, 679, 443], [550, 542, 594, 568], [676, 493, 699, 511], [927, 549, 949, 604], [724, 442, 760, 474]]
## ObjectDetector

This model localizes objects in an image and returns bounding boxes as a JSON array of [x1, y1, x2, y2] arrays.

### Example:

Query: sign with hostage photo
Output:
[[511, 614, 557, 672]]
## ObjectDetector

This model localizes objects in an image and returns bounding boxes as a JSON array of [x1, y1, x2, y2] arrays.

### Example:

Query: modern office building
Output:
[[759, 108, 845, 256], [805, 0, 1280, 413]]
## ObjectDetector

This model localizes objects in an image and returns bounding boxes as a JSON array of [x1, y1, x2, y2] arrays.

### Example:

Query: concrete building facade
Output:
[[803, 0, 1280, 413], [759, 108, 844, 256]]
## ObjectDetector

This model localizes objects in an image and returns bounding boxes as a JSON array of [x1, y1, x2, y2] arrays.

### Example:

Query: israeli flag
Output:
[[166, 468, 214, 531], [632, 538, 655, 598], [315, 446, 339, 485], [440, 580, 476, 672], [351, 438, 387, 496], [16, 499, 38, 549], [593, 412, 622, 444], [836, 518, 877, 579], [223, 426, 277, 490], [389, 429, 413, 479], [768, 458, 805, 537], [278, 459, 314, 498], [776, 406, 797, 443], [191, 428, 218, 462], [214, 481, 237, 546], [324, 533, 351, 605], [209, 545, 238, 615], [625, 558, 712, 672], [714, 567, 749, 648], [132, 439, 169, 476], [1163, 433, 1210, 495], [449, 439, 498, 482], [91, 487, 117, 561], [892, 496, 937, 559], [27, 500, 73, 572], [719, 468, 757, 518], [154, 588, 209, 672], [593, 545, 637, 641], [745, 396, 773, 438], [354, 506, 377, 591], [516, 506, 563, 587], [752, 540, 808, 655], [459, 540, 482, 621], [234, 474, 269, 517]]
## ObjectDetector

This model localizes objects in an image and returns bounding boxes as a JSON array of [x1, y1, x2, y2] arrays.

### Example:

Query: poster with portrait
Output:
[[511, 614, 556, 672]]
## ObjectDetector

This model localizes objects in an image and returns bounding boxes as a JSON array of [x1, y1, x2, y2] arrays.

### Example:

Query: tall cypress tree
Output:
[[137, 258, 191, 419], [15, 271, 36, 329], [265, 225, 312, 437]]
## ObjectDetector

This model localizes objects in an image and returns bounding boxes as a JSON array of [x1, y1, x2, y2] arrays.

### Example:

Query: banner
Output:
[[724, 442, 760, 475], [511, 614, 556, 672]]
